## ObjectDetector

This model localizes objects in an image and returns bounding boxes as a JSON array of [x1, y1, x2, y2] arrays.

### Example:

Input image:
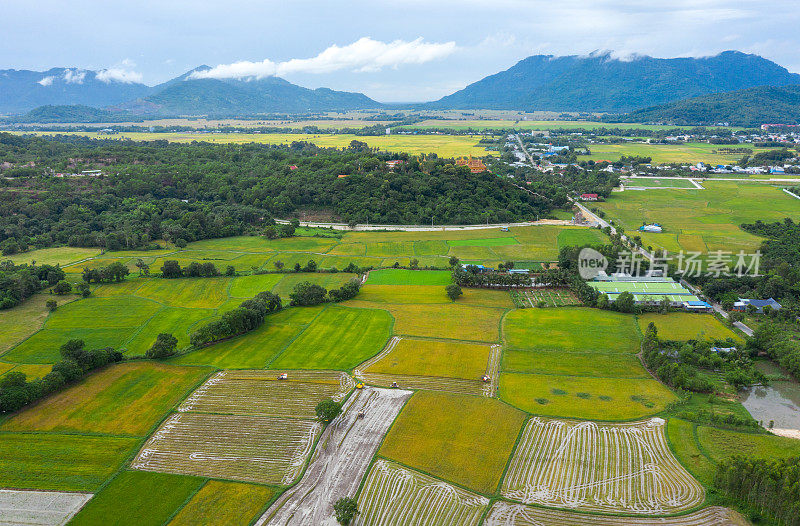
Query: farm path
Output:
[[255, 386, 413, 526]]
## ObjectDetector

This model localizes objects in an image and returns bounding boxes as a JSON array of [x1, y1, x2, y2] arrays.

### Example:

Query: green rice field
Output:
[[595, 181, 800, 254]]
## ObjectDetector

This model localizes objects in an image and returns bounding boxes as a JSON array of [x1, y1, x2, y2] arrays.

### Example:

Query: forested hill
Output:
[[430, 51, 800, 113], [603, 86, 800, 127], [0, 134, 552, 253]]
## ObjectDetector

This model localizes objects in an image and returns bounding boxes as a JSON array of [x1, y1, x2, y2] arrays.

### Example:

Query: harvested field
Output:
[[0, 489, 92, 526], [485, 502, 747, 526], [355, 460, 489, 526], [502, 417, 704, 514], [132, 412, 321, 485], [178, 369, 354, 419], [257, 387, 412, 525]]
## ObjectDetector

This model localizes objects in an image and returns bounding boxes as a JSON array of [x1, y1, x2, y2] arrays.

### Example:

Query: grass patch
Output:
[[228, 273, 284, 298], [638, 313, 741, 342], [459, 289, 515, 309], [697, 425, 800, 462], [357, 285, 448, 304], [447, 237, 519, 247], [499, 373, 677, 420], [70, 471, 205, 526], [502, 350, 650, 378], [503, 307, 641, 353], [270, 305, 392, 370], [168, 480, 275, 526], [379, 391, 525, 494], [4, 327, 139, 364], [365, 338, 492, 380], [666, 419, 716, 485], [270, 273, 357, 298], [0, 294, 78, 355], [2, 362, 211, 435], [0, 432, 139, 491], [171, 306, 322, 368], [123, 307, 214, 355], [134, 277, 230, 308], [348, 301, 504, 343], [366, 269, 452, 286], [6, 246, 101, 266]]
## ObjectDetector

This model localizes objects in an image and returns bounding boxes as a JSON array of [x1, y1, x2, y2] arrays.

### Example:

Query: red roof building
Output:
[[580, 193, 599, 201]]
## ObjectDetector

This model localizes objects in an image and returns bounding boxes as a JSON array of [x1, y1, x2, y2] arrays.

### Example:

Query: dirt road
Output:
[[255, 386, 412, 526]]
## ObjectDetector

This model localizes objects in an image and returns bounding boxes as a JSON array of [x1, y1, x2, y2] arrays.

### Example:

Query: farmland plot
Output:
[[355, 338, 500, 396], [256, 387, 412, 525], [0, 489, 92, 526], [131, 412, 320, 485], [354, 460, 489, 526], [485, 502, 746, 526], [502, 417, 704, 514], [178, 369, 354, 419]]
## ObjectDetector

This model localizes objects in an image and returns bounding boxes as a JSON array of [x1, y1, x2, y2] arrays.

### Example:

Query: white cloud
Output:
[[63, 69, 86, 84], [37, 76, 54, 86], [192, 37, 457, 80], [96, 67, 144, 83]]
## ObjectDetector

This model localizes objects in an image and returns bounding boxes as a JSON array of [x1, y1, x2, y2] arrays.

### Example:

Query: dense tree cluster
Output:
[[715, 456, 800, 526], [641, 323, 760, 392], [0, 261, 65, 309], [0, 134, 551, 255], [694, 218, 800, 318], [190, 291, 282, 347], [749, 322, 800, 382], [160, 260, 220, 279], [81, 261, 130, 283], [0, 339, 123, 413]]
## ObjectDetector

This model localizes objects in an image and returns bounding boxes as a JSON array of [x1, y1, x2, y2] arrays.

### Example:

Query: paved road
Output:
[[274, 218, 573, 232]]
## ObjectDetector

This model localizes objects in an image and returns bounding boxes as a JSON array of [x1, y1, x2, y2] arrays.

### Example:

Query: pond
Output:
[[741, 361, 800, 438]]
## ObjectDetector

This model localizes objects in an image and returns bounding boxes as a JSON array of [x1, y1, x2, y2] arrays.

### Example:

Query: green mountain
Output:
[[604, 85, 800, 127], [431, 51, 800, 113], [7, 105, 140, 123], [137, 72, 380, 116]]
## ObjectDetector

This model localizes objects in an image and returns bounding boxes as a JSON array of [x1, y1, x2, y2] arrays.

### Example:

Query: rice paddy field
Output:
[[579, 142, 775, 164], [21, 130, 495, 158], [637, 313, 741, 342], [1, 228, 772, 523], [595, 181, 800, 254]]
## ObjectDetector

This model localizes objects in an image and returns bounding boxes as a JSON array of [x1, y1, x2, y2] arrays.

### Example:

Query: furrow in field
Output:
[[354, 460, 489, 526], [486, 501, 745, 526], [502, 417, 704, 514]]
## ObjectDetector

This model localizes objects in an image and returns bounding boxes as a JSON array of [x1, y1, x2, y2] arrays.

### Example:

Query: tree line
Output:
[[0, 339, 123, 413], [0, 261, 66, 309]]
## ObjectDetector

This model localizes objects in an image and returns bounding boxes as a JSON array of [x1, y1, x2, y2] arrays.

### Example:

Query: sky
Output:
[[2, 0, 800, 102]]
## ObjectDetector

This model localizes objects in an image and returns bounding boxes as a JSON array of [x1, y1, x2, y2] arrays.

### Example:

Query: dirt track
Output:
[[255, 386, 412, 526]]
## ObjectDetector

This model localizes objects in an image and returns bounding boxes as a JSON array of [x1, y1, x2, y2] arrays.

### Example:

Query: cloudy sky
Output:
[[2, 0, 799, 102]]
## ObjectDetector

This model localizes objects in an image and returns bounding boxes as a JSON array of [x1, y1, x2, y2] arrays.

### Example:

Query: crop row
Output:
[[131, 413, 321, 485], [178, 369, 353, 418], [355, 460, 489, 526], [486, 501, 743, 526], [502, 417, 704, 514]]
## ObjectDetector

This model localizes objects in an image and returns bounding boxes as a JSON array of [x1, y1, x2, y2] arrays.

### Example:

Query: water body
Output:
[[741, 361, 800, 437]]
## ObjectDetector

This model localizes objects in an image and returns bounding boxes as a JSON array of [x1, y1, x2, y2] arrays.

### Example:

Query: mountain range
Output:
[[604, 85, 800, 127], [2, 51, 800, 121], [429, 51, 800, 113]]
